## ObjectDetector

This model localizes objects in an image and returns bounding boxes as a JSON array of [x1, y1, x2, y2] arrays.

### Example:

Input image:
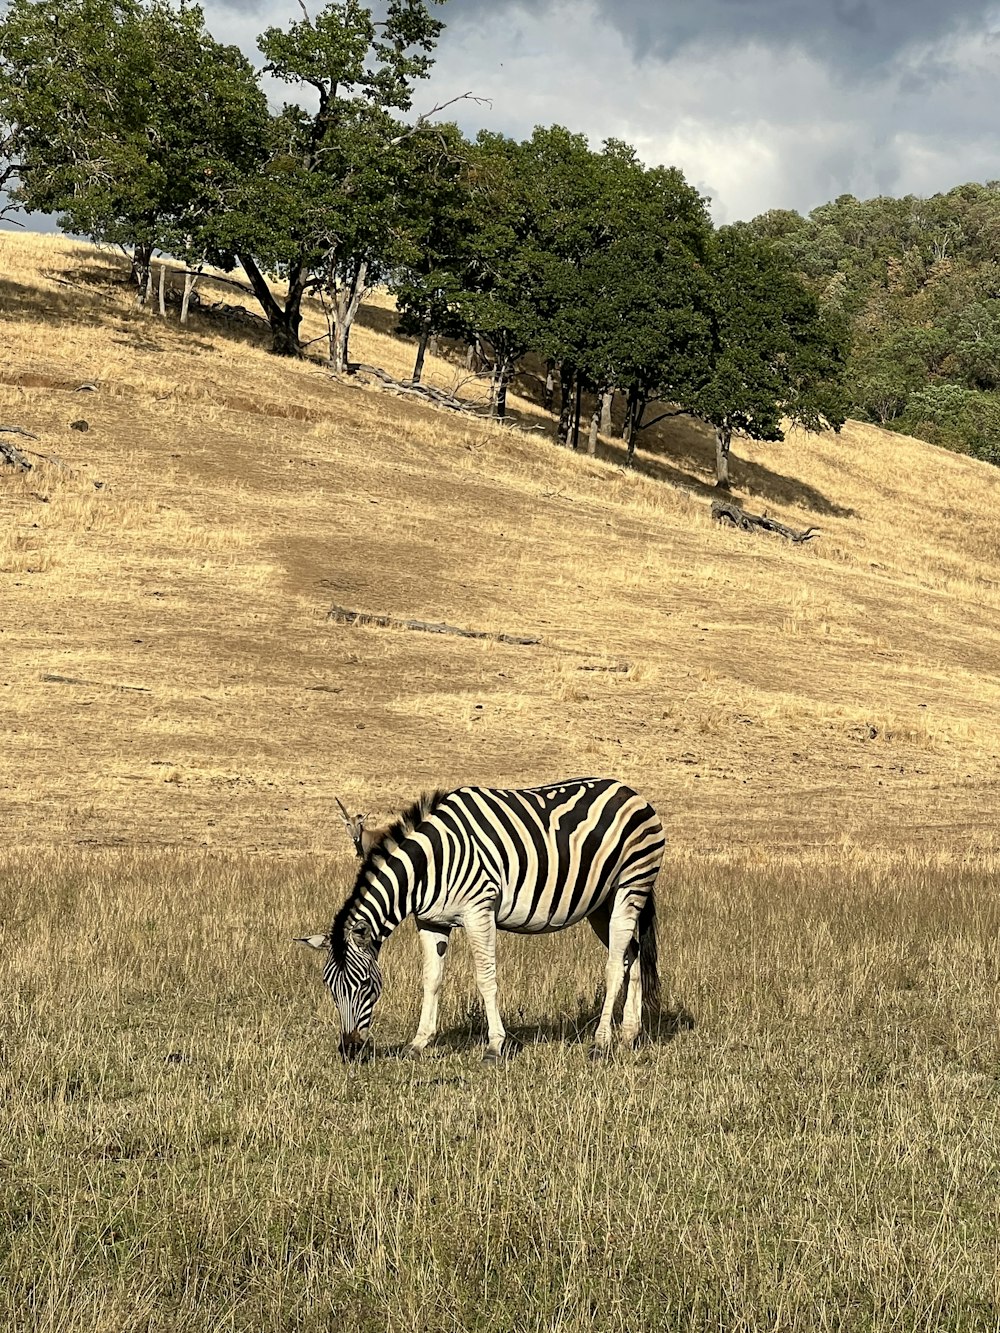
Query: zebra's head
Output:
[[297, 918, 383, 1059]]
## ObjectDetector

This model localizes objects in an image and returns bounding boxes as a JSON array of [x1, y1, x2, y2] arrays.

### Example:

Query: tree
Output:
[[0, 0, 268, 293], [900, 384, 1000, 464], [0, 54, 20, 225], [573, 146, 714, 462], [391, 122, 479, 384], [682, 228, 848, 489], [218, 0, 446, 356]]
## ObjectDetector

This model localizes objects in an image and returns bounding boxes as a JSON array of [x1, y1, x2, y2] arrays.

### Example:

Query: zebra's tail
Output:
[[638, 892, 660, 1012]]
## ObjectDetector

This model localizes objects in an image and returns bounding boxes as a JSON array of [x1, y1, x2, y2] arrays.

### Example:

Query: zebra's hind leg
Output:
[[591, 900, 641, 1058], [618, 939, 643, 1048], [407, 925, 452, 1058]]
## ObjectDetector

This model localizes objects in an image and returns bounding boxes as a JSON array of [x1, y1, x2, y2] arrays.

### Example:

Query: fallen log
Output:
[[711, 498, 819, 543], [2, 426, 76, 474], [0, 434, 33, 471], [350, 363, 489, 416], [328, 604, 540, 647], [40, 673, 150, 692]]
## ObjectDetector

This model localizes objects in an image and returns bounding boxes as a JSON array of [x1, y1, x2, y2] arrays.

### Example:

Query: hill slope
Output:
[[3, 232, 1000, 854]]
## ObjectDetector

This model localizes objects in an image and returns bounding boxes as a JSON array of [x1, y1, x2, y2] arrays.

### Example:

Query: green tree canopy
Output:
[[682, 228, 848, 488], [220, 0, 446, 356], [0, 0, 267, 281]]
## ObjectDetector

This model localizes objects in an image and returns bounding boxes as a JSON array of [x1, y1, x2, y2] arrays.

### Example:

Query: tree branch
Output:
[[638, 408, 690, 432], [388, 92, 492, 145]]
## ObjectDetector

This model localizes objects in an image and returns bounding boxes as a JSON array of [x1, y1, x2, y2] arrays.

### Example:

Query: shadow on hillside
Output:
[[353, 300, 402, 340], [510, 364, 859, 520], [378, 1000, 695, 1062], [0, 266, 274, 357], [374, 340, 859, 519], [633, 422, 859, 519]]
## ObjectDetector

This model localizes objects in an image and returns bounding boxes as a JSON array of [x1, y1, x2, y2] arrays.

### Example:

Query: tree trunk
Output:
[[600, 389, 614, 434], [587, 401, 601, 455], [625, 394, 647, 467], [131, 244, 154, 305], [715, 426, 732, 489], [329, 260, 369, 374], [543, 360, 555, 412], [571, 376, 582, 449], [180, 266, 201, 326], [493, 357, 513, 419], [157, 262, 167, 317], [239, 252, 303, 356], [556, 362, 575, 445], [412, 317, 431, 384], [622, 384, 639, 441]]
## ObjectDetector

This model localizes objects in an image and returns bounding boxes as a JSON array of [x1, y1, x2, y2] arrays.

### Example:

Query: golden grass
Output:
[[4, 233, 1000, 1328], [4, 847, 1000, 1331]]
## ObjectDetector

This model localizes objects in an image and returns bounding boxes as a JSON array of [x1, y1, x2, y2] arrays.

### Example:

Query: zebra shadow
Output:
[[382, 994, 695, 1060]]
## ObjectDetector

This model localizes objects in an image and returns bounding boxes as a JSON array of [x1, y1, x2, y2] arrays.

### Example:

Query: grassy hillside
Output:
[[3, 232, 1000, 854], [4, 233, 1000, 1332]]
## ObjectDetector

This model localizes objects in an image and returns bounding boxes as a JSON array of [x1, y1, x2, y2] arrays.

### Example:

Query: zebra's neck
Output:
[[341, 853, 417, 951]]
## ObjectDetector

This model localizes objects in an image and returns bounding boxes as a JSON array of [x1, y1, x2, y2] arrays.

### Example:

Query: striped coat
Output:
[[301, 778, 665, 1061]]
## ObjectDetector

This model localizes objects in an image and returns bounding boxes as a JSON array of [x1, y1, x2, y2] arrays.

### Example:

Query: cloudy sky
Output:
[[11, 0, 1000, 227]]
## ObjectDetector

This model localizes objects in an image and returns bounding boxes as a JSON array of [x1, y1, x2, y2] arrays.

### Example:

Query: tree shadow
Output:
[[0, 266, 270, 356], [383, 337, 858, 519], [629, 414, 860, 519]]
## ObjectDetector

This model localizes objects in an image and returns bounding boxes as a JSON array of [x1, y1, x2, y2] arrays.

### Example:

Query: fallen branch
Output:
[[328, 604, 540, 647], [0, 428, 35, 471], [351, 363, 491, 416], [711, 498, 819, 543], [40, 673, 150, 692]]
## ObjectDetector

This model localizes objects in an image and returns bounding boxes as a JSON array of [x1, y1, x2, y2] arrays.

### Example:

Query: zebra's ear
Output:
[[295, 934, 330, 950], [351, 920, 376, 953]]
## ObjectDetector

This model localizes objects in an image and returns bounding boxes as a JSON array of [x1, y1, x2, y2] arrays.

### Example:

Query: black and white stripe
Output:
[[306, 778, 665, 1060]]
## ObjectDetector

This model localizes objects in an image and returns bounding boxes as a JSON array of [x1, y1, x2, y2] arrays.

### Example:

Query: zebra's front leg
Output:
[[464, 907, 518, 1062], [407, 925, 452, 1058]]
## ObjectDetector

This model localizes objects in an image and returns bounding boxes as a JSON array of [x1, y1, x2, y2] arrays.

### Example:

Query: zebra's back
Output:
[[440, 777, 663, 932]]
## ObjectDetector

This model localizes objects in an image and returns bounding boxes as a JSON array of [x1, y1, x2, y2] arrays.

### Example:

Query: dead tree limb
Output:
[[328, 604, 540, 647], [40, 673, 150, 692], [0, 428, 35, 471], [711, 498, 819, 543], [350, 363, 491, 416]]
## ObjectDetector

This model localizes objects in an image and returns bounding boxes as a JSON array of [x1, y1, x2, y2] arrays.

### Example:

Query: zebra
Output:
[[298, 777, 665, 1061]]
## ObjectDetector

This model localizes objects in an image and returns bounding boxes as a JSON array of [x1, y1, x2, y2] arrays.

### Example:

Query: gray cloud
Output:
[[445, 0, 999, 76], [7, 0, 1000, 232]]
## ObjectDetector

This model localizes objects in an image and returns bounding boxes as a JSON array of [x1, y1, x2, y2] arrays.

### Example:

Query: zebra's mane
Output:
[[329, 788, 450, 963]]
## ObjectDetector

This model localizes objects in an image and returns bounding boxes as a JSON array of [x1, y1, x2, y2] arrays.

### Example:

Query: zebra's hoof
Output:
[[404, 1045, 426, 1061], [482, 1037, 521, 1064], [589, 1043, 612, 1062]]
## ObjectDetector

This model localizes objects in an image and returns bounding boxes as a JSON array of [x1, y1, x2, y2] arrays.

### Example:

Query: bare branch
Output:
[[388, 91, 492, 146]]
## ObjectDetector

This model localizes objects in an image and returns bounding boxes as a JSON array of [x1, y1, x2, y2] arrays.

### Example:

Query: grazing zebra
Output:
[[298, 777, 665, 1061]]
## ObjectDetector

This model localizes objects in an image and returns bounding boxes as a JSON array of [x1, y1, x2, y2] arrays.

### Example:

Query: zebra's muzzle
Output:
[[339, 1029, 371, 1061]]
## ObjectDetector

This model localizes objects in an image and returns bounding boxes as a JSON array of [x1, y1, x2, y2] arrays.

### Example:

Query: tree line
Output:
[[0, 0, 848, 486], [748, 185, 1000, 466]]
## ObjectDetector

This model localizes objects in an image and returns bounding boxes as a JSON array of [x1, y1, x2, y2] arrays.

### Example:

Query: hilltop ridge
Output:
[[2, 232, 999, 854]]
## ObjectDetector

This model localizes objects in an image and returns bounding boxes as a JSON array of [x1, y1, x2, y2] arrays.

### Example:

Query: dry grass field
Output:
[[3, 232, 1000, 1331]]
